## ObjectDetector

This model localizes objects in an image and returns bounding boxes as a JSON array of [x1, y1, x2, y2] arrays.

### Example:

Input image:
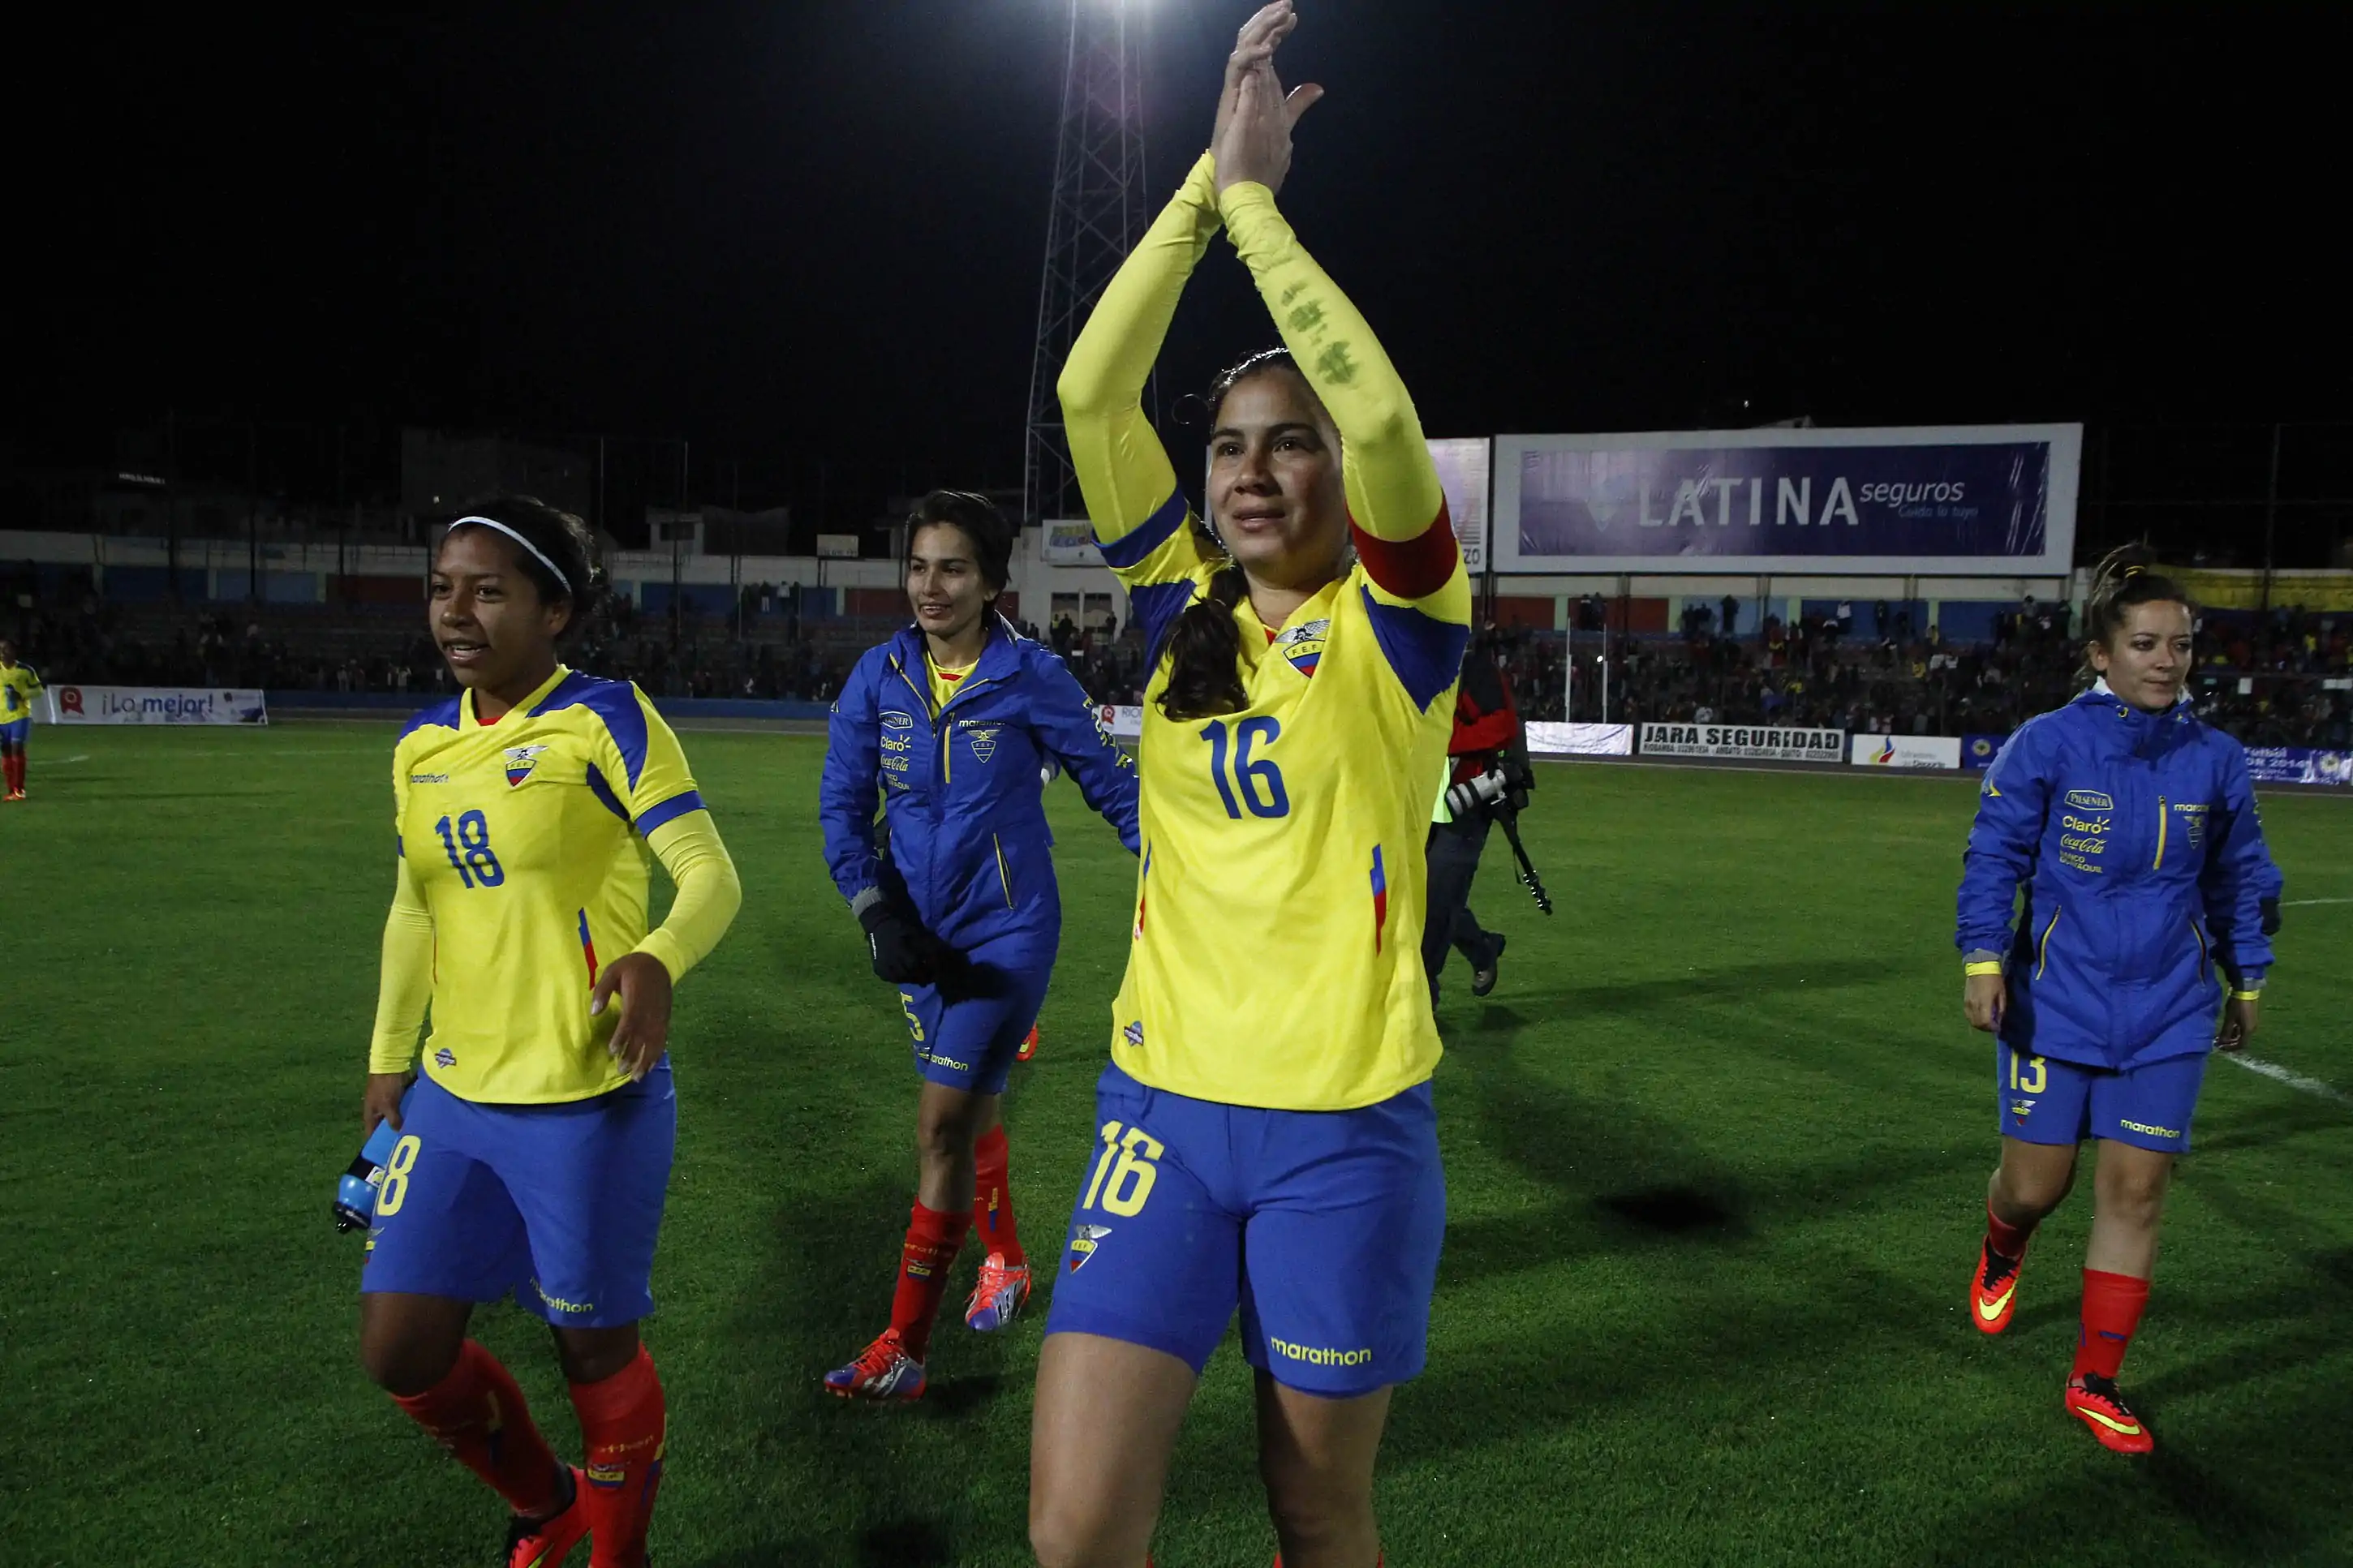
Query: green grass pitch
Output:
[[2, 723, 2348, 1566]]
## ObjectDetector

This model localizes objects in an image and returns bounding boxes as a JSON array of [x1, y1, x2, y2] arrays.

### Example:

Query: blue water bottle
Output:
[[333, 1107, 408, 1233]]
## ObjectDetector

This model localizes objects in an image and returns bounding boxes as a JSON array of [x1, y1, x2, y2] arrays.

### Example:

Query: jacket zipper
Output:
[[2154, 795, 2168, 869], [2036, 906, 2062, 980], [993, 833, 1014, 908], [2189, 917, 2209, 982]]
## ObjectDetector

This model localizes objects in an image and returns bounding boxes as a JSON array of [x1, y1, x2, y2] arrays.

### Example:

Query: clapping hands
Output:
[[1213, 2, 1324, 197]]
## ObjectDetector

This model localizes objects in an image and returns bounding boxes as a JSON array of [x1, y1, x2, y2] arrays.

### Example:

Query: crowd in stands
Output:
[[6, 587, 2347, 748], [1516, 597, 2350, 748]]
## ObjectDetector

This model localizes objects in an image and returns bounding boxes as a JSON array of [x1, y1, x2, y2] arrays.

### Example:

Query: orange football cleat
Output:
[[1971, 1239, 2025, 1334], [2066, 1373, 2154, 1454]]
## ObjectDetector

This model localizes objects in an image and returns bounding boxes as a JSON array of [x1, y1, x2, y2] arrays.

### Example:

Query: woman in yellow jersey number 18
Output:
[[356, 496, 742, 1568], [1031, 7, 1467, 1566]]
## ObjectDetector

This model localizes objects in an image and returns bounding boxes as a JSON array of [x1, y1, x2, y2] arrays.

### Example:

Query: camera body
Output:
[[1443, 744, 1534, 822]]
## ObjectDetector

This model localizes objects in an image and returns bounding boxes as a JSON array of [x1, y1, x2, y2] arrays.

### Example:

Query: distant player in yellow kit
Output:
[[357, 496, 742, 1568], [1030, 8, 1466, 1566], [0, 639, 43, 800]]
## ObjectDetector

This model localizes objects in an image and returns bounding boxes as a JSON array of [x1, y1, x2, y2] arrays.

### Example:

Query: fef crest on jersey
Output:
[[963, 722, 1001, 763], [1275, 617, 1330, 678], [1067, 1222, 1112, 1272], [503, 744, 550, 786]]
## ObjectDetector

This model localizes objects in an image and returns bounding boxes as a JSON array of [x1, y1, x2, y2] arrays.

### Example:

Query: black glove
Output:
[[2260, 896, 2282, 938], [859, 902, 949, 985]]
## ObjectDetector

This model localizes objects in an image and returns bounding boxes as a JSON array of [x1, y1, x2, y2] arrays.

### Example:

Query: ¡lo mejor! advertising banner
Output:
[[45, 686, 270, 726]]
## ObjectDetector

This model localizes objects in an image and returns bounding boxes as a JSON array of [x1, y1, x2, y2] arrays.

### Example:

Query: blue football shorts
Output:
[[361, 1059, 677, 1327], [1997, 1042, 2209, 1153], [1043, 1061, 1445, 1398], [0, 718, 28, 746], [898, 934, 1052, 1098]]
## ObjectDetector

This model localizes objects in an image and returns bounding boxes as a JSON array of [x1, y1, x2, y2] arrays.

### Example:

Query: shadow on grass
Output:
[[690, 1163, 1035, 1566]]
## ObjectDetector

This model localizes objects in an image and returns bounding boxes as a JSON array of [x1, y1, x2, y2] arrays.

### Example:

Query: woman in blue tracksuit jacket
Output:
[[818, 490, 1139, 1402], [1955, 547, 2282, 1455]]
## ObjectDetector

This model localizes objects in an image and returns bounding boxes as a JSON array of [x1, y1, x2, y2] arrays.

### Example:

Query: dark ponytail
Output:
[[2078, 543, 2191, 685], [1156, 554, 1251, 720]]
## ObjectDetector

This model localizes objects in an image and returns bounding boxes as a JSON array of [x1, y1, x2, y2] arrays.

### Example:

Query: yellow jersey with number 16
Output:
[[1060, 156, 1470, 1112]]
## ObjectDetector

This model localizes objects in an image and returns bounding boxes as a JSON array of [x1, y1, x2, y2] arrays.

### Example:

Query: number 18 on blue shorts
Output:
[[1044, 1062, 1445, 1398], [361, 1063, 677, 1327]]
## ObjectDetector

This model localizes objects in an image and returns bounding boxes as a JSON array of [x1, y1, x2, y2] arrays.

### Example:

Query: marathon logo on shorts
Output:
[[1068, 1223, 1112, 1272], [1268, 1337, 1374, 1368], [503, 744, 549, 787], [1275, 617, 1329, 678], [434, 1047, 457, 1068], [533, 1280, 597, 1316], [2120, 1119, 2183, 1141]]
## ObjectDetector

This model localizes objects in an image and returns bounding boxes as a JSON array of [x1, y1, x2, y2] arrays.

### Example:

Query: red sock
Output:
[[570, 1344, 666, 1568], [890, 1201, 970, 1360], [1985, 1197, 2035, 1262], [4, 753, 22, 792], [2072, 1268, 2150, 1381], [973, 1126, 1025, 1266], [389, 1339, 561, 1517]]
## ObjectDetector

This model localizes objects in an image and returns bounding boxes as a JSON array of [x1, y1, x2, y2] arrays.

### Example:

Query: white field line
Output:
[[2283, 898, 2352, 908], [2222, 1054, 2353, 1106]]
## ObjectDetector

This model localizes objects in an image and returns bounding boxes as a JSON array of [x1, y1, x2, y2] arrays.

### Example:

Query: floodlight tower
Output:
[[1023, 0, 1150, 526]]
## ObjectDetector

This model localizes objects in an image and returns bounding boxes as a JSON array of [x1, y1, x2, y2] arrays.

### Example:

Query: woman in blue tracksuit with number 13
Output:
[[1955, 546, 2283, 1455], [819, 491, 1139, 1401]]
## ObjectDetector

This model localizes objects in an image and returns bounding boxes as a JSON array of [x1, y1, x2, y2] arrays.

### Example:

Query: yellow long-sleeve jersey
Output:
[[367, 665, 742, 1103], [1, 662, 41, 724], [1057, 154, 1471, 1112]]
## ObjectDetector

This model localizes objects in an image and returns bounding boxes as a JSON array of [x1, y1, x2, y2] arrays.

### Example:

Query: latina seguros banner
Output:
[[45, 686, 269, 725], [1639, 724, 1845, 763], [1524, 721, 1632, 757], [1495, 423, 2080, 576], [1849, 734, 1964, 769], [2243, 747, 2351, 787]]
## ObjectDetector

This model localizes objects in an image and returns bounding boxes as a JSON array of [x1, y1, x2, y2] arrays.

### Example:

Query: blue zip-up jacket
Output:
[[1956, 685, 2282, 1070], [821, 615, 1139, 953]]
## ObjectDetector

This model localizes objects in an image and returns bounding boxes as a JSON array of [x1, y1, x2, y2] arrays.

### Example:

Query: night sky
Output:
[[11, 3, 2344, 526]]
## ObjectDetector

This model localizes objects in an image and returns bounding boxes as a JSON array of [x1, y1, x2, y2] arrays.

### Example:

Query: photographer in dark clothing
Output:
[[1423, 632, 1525, 1003]]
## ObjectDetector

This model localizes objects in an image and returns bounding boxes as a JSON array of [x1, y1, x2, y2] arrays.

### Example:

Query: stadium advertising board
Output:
[[1640, 723, 1844, 763], [1040, 519, 1104, 566], [1426, 438, 1492, 573], [45, 685, 269, 725], [1961, 732, 2009, 769], [2243, 747, 2351, 787], [1524, 721, 1633, 757], [1095, 703, 1144, 741], [1849, 734, 1964, 769], [1495, 423, 2080, 575]]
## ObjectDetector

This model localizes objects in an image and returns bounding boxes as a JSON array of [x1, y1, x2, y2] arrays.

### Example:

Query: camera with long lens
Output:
[[1444, 769, 1508, 819], [1448, 745, 1553, 915]]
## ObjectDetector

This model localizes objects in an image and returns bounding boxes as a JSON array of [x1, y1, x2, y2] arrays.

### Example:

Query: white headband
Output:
[[447, 515, 572, 594]]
